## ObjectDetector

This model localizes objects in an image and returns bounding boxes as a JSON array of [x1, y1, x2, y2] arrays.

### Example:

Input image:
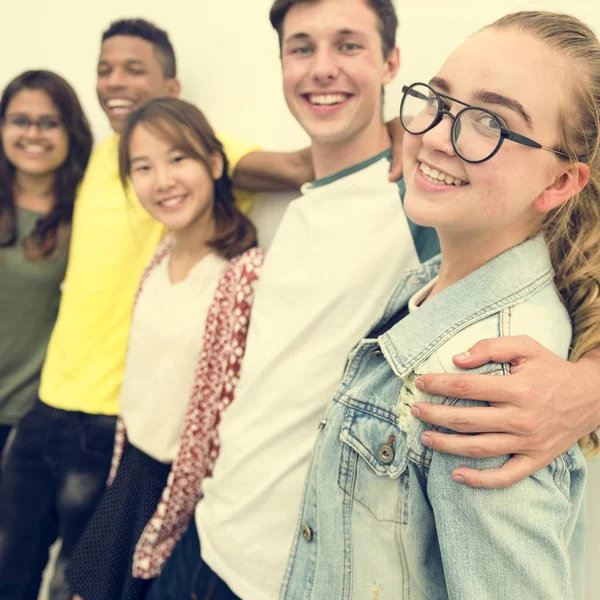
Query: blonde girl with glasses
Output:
[[281, 12, 600, 600]]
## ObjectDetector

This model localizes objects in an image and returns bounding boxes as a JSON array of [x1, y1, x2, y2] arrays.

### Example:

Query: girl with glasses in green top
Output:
[[0, 70, 93, 453]]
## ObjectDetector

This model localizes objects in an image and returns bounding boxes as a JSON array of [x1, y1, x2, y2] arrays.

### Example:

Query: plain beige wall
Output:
[[2, 0, 599, 597]]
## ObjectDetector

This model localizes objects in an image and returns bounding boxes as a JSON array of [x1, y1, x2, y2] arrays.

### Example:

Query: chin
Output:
[[105, 114, 126, 135], [21, 166, 57, 178], [403, 196, 440, 229], [111, 121, 125, 135], [311, 127, 354, 147], [164, 216, 194, 232]]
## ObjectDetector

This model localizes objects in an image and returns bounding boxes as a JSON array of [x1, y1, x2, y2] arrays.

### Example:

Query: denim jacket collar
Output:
[[379, 236, 555, 378]]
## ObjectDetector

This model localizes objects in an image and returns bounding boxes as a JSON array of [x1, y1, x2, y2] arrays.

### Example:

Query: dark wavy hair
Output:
[[119, 98, 257, 260], [0, 70, 93, 260]]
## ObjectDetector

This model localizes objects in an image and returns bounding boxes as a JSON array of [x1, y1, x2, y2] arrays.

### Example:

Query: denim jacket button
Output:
[[302, 524, 314, 542], [378, 444, 394, 465]]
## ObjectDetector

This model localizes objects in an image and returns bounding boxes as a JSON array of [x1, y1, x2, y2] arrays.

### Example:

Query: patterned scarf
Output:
[[107, 235, 264, 578]]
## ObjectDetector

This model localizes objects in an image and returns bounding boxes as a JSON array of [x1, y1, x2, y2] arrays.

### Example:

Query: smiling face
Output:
[[280, 0, 398, 153], [1, 88, 69, 179], [403, 28, 576, 245], [97, 35, 179, 133], [128, 123, 221, 235]]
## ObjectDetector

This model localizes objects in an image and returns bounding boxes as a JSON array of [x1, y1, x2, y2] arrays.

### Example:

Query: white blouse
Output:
[[119, 250, 228, 463]]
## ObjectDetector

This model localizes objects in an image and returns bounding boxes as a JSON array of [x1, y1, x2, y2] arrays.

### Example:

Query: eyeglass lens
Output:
[[4, 115, 62, 132], [401, 83, 504, 162]]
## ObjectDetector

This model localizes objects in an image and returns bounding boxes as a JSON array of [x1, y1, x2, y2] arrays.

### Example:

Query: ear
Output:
[[382, 46, 400, 85], [210, 152, 225, 180], [533, 161, 590, 214], [166, 78, 181, 98]]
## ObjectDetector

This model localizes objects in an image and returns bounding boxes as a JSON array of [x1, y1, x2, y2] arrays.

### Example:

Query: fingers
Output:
[[386, 116, 404, 181], [451, 454, 540, 489], [451, 335, 541, 369], [412, 404, 505, 433], [421, 431, 519, 459], [416, 372, 518, 404], [388, 159, 403, 182]]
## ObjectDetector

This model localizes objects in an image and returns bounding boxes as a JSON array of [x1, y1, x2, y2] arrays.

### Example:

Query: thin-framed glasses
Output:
[[2, 115, 63, 133], [400, 82, 568, 164]]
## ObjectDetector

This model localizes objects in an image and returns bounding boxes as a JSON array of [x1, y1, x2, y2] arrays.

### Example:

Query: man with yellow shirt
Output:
[[0, 18, 316, 600]]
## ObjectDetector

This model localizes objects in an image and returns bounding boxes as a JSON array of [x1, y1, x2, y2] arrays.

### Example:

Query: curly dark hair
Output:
[[102, 19, 176, 78], [0, 70, 93, 260]]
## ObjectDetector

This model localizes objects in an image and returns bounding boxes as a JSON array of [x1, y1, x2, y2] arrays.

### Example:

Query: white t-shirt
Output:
[[408, 276, 438, 312], [196, 151, 440, 599], [119, 250, 227, 463]]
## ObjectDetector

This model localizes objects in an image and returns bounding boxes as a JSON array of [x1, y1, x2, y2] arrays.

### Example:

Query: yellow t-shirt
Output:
[[40, 134, 256, 415]]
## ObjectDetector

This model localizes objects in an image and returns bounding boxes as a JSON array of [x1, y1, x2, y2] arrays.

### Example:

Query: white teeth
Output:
[[22, 144, 46, 152], [107, 99, 133, 109], [308, 93, 348, 106], [159, 196, 184, 207], [419, 162, 466, 186]]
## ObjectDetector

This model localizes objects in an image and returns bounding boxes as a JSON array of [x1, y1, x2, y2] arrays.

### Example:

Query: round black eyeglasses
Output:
[[400, 82, 568, 164]]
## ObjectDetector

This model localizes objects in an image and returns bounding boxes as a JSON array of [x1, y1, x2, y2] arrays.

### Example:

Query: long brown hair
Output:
[[0, 70, 93, 260], [489, 12, 600, 456], [119, 97, 256, 260]]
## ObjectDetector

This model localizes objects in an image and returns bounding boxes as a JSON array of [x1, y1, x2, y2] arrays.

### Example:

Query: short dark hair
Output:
[[102, 18, 177, 78], [269, 0, 398, 58], [119, 98, 257, 260]]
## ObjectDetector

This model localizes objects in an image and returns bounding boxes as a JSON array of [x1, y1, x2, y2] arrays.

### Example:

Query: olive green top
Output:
[[0, 207, 68, 424]]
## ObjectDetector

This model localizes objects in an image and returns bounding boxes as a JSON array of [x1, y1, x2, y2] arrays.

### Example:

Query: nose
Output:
[[310, 48, 340, 84], [22, 122, 46, 137], [155, 165, 175, 191], [104, 69, 127, 91], [421, 112, 456, 156]]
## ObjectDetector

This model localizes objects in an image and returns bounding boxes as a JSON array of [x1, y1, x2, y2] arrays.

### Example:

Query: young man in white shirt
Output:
[[149, 1, 437, 598]]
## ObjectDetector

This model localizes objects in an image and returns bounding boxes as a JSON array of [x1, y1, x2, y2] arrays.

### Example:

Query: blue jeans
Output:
[[147, 520, 240, 600], [0, 399, 116, 600], [0, 423, 12, 456]]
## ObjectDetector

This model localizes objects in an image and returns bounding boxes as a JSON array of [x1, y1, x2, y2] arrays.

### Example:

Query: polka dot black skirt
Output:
[[66, 443, 172, 600]]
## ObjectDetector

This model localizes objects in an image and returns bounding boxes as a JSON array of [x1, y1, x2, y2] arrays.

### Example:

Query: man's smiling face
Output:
[[96, 35, 176, 134]]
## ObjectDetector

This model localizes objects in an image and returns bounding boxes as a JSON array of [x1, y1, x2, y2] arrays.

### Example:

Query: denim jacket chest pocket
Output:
[[338, 350, 409, 524]]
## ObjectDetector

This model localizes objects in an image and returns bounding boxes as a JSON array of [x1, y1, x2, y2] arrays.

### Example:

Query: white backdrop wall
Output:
[[2, 0, 599, 597]]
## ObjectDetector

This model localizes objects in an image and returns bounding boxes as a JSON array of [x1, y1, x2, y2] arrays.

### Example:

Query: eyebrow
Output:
[[129, 144, 182, 164], [473, 89, 533, 128], [283, 32, 311, 45], [5, 111, 60, 119], [6, 111, 53, 116], [429, 76, 451, 93], [129, 156, 149, 164], [98, 59, 147, 68], [283, 28, 364, 45], [428, 76, 533, 128]]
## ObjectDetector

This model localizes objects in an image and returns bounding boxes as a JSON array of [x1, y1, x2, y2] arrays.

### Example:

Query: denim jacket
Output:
[[280, 237, 587, 600]]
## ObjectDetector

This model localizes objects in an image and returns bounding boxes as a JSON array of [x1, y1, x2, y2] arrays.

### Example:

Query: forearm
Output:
[[231, 147, 313, 192]]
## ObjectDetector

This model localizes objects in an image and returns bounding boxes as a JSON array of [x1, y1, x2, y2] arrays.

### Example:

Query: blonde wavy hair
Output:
[[488, 11, 600, 456]]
